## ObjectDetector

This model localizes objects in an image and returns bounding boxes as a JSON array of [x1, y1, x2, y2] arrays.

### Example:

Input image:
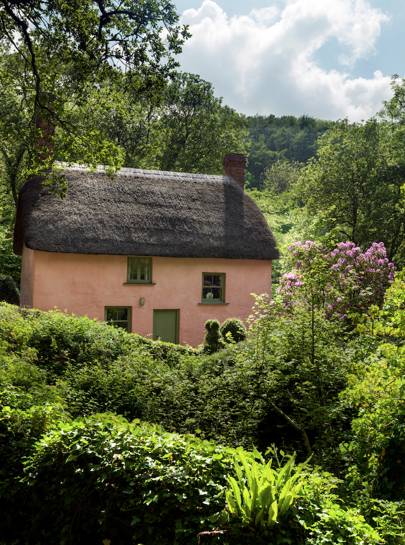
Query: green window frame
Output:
[[201, 273, 226, 304], [105, 306, 132, 332], [127, 257, 152, 284]]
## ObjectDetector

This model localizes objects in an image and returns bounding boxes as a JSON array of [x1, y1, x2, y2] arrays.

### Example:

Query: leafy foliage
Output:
[[0, 403, 384, 545], [220, 318, 247, 344], [18, 415, 233, 545], [340, 273, 405, 501], [247, 115, 332, 188], [298, 119, 405, 264], [0, 0, 189, 192], [0, 303, 196, 376], [226, 450, 305, 532], [0, 274, 19, 303], [204, 319, 225, 354], [0, 288, 403, 544]]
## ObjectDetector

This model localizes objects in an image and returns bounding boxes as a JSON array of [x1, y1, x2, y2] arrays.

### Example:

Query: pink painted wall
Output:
[[21, 246, 272, 346], [20, 246, 35, 307]]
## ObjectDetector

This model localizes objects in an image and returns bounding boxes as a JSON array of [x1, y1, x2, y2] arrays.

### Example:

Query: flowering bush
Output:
[[278, 241, 395, 321]]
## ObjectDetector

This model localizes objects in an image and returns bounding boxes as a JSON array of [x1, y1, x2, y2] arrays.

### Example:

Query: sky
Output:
[[174, 0, 405, 120]]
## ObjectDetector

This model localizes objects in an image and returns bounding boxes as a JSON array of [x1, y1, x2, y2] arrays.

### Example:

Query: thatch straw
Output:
[[14, 166, 279, 260]]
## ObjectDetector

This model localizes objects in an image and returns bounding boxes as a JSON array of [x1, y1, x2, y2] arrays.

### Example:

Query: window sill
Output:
[[123, 282, 156, 286], [198, 301, 229, 305]]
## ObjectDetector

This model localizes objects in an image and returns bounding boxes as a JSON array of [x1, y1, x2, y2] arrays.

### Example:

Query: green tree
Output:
[[299, 120, 405, 264], [0, 1, 188, 279], [158, 73, 249, 173], [0, 0, 188, 183], [75, 72, 250, 174], [264, 159, 302, 194], [247, 115, 332, 188]]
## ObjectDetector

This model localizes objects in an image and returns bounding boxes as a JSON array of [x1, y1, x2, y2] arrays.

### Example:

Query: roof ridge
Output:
[[56, 162, 225, 182]]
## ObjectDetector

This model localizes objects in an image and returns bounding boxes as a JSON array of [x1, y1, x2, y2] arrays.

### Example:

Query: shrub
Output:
[[220, 318, 246, 344], [339, 273, 405, 501], [58, 348, 264, 446], [0, 352, 61, 410], [204, 319, 225, 353], [20, 414, 234, 545], [339, 343, 405, 501], [136, 335, 198, 365], [0, 304, 197, 379], [59, 356, 168, 419], [296, 469, 382, 545], [0, 304, 33, 355], [279, 240, 395, 322], [0, 407, 383, 545], [0, 403, 68, 542], [0, 275, 19, 304], [367, 499, 405, 545]]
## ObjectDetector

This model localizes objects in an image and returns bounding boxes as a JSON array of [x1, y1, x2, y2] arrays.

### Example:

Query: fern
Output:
[[225, 450, 306, 530]]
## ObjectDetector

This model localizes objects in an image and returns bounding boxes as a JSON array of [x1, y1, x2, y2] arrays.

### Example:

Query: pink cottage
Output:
[[14, 155, 279, 346]]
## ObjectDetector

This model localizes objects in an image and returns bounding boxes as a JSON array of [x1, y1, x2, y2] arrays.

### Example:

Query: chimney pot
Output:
[[223, 153, 247, 188]]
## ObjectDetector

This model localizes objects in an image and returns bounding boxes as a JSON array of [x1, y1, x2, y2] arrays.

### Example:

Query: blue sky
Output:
[[174, 0, 405, 120]]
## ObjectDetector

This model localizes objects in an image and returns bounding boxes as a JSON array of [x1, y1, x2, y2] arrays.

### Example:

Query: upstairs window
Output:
[[127, 257, 152, 284], [105, 307, 131, 332], [202, 273, 226, 304]]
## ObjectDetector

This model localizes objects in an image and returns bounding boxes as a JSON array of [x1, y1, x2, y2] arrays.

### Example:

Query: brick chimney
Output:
[[223, 153, 247, 188]]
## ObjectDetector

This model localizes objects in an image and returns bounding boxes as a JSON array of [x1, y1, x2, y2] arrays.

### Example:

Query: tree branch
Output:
[[2, 1, 41, 110]]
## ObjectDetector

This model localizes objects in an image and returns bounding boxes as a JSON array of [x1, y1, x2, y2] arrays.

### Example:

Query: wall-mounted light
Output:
[[139, 297, 145, 307]]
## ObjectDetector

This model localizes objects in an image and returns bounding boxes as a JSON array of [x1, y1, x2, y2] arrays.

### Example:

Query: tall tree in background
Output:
[[264, 160, 302, 194], [66, 72, 249, 174], [298, 119, 404, 264], [158, 73, 248, 173], [247, 115, 332, 188], [0, 0, 188, 186]]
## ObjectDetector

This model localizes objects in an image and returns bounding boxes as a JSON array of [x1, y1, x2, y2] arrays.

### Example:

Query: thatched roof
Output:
[[14, 166, 279, 260]]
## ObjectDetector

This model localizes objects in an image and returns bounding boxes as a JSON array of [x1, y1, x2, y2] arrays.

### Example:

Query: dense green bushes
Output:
[[19, 415, 233, 545], [220, 318, 247, 343], [0, 286, 403, 544], [0, 405, 383, 545], [0, 304, 196, 375], [0, 402, 68, 537], [0, 301, 387, 458]]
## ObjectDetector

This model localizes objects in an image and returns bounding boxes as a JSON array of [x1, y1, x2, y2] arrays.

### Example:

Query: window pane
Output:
[[115, 308, 128, 321], [202, 274, 225, 302], [203, 274, 222, 287], [105, 307, 130, 331], [128, 257, 152, 283], [106, 308, 115, 322], [203, 287, 222, 299]]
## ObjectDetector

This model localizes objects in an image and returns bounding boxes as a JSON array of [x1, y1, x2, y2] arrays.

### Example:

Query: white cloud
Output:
[[179, 0, 393, 120]]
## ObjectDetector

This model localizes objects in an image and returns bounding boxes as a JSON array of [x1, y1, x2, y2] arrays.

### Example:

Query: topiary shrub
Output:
[[220, 318, 246, 344], [204, 319, 225, 354], [0, 276, 19, 305]]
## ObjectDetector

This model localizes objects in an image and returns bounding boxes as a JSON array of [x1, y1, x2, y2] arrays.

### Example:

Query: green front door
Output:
[[153, 309, 179, 344]]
